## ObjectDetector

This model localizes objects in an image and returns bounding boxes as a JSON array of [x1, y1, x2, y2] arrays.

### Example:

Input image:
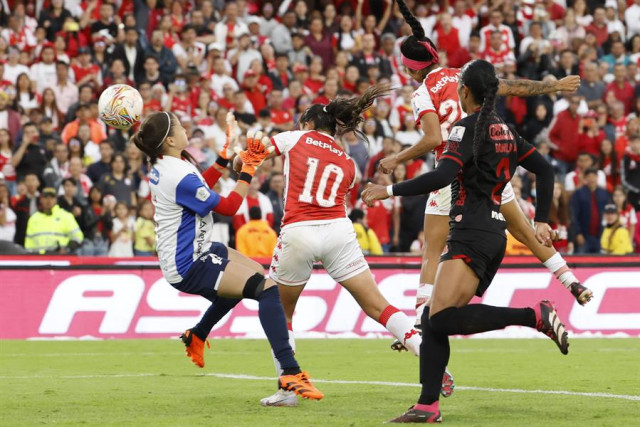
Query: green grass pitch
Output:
[[1, 338, 639, 426]]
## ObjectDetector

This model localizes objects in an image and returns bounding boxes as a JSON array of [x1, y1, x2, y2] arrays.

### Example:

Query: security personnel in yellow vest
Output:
[[349, 208, 383, 255], [24, 188, 84, 254]]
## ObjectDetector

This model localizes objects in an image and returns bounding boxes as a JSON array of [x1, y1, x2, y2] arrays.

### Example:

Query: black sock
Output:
[[430, 304, 536, 336], [191, 297, 241, 341], [418, 307, 449, 405], [258, 287, 300, 373]]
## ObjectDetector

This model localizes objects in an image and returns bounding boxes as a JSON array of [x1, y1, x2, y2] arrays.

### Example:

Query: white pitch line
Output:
[[0, 371, 638, 402]]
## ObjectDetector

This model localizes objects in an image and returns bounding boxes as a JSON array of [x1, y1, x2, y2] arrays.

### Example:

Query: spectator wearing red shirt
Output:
[[247, 59, 273, 95], [72, 47, 102, 88], [138, 81, 162, 115], [1, 14, 36, 52], [604, 64, 636, 114], [189, 76, 215, 112], [549, 95, 582, 170], [450, 33, 482, 69], [544, 0, 566, 24], [242, 69, 267, 114], [433, 13, 461, 61], [342, 65, 360, 94], [600, 139, 621, 192], [313, 78, 339, 106], [217, 84, 237, 111], [304, 57, 326, 96], [357, 195, 394, 251], [233, 176, 274, 232], [0, 63, 13, 93], [157, 14, 179, 50], [365, 137, 398, 180], [56, 22, 89, 60], [478, 9, 515, 52], [267, 89, 294, 130], [578, 115, 605, 157], [482, 31, 516, 69], [585, 7, 609, 46], [164, 77, 191, 119], [615, 118, 639, 158]]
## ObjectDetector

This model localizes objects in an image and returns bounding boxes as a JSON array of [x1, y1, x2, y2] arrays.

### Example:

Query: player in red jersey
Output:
[[258, 85, 449, 407], [378, 1, 591, 347]]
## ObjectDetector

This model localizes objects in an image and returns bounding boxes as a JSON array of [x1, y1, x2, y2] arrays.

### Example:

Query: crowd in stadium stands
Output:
[[0, 0, 639, 257]]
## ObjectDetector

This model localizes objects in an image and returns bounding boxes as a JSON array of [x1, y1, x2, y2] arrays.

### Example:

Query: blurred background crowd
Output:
[[0, 0, 639, 257]]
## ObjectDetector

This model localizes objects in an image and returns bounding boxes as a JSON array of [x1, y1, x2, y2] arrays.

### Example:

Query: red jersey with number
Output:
[[411, 67, 464, 160], [272, 130, 356, 228]]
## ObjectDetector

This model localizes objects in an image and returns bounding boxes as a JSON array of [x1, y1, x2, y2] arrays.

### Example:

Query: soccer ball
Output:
[[98, 84, 143, 130]]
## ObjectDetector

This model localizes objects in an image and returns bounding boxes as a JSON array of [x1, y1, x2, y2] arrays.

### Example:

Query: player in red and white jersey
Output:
[[271, 130, 356, 228], [256, 85, 442, 407], [379, 0, 591, 347], [409, 67, 463, 160]]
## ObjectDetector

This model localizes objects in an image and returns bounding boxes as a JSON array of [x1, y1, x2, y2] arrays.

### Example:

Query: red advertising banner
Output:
[[1, 259, 639, 339]]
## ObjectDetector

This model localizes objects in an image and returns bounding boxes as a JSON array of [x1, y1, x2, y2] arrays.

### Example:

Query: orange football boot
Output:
[[279, 371, 324, 400], [180, 329, 210, 368]]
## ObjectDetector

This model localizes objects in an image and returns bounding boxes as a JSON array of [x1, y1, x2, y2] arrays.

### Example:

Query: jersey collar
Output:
[[316, 130, 335, 140], [422, 67, 443, 88]]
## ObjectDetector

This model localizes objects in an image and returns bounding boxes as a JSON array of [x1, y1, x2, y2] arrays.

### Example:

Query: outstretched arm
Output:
[[497, 76, 580, 97], [362, 158, 460, 204], [378, 112, 442, 173], [377, 0, 393, 32]]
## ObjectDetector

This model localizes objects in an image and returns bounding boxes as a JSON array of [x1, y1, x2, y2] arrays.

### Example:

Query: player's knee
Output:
[[242, 273, 267, 300], [429, 308, 456, 335]]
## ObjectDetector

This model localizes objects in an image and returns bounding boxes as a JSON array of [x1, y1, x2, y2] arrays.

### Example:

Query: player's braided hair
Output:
[[396, 0, 438, 68], [459, 60, 500, 170], [300, 84, 389, 141], [131, 111, 200, 169]]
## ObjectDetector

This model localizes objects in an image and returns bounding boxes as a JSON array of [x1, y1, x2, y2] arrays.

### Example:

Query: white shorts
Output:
[[424, 185, 452, 215], [501, 182, 515, 204], [424, 182, 515, 215], [269, 219, 369, 286]]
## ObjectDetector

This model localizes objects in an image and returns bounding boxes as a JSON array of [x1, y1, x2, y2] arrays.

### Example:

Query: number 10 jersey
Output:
[[271, 130, 357, 230]]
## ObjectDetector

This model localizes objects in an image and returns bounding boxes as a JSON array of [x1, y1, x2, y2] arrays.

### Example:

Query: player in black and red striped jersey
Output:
[[363, 59, 569, 424]]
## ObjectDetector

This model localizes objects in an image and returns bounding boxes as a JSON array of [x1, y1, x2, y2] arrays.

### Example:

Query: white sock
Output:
[[542, 253, 578, 289], [381, 307, 420, 356], [415, 283, 433, 325], [271, 328, 296, 376], [557, 271, 579, 288]]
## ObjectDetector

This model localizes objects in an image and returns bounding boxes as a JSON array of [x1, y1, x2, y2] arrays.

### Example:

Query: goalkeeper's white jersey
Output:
[[149, 156, 221, 284]]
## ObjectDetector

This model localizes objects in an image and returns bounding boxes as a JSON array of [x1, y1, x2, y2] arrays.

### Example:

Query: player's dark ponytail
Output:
[[459, 60, 499, 169], [299, 84, 389, 141], [131, 111, 200, 170], [396, 0, 439, 70]]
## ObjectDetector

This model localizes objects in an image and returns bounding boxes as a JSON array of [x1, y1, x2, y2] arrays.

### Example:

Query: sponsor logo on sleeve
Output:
[[448, 126, 465, 142], [196, 187, 210, 202], [149, 168, 160, 185]]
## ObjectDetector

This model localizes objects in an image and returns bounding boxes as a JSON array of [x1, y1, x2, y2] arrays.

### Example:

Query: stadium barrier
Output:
[[1, 255, 639, 339]]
